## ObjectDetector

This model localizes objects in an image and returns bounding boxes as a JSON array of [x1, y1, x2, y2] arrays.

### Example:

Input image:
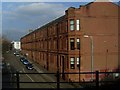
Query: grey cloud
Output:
[[2, 3, 68, 40], [2, 29, 26, 41], [16, 3, 66, 16], [3, 2, 67, 26]]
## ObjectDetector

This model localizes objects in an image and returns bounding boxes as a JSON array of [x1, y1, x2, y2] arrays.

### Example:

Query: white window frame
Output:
[[77, 38, 80, 50], [77, 57, 80, 68], [76, 19, 80, 31], [70, 57, 75, 69], [77, 57, 79, 65], [70, 19, 74, 31]]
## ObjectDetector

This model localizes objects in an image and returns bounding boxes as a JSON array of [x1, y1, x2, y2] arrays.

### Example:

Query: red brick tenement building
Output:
[[21, 2, 119, 81]]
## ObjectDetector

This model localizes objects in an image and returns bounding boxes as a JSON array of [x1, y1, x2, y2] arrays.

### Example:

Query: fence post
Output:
[[96, 70, 99, 89], [57, 70, 60, 90], [16, 71, 20, 89]]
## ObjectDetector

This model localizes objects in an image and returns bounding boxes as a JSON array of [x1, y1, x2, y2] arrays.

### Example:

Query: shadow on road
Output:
[[2, 61, 17, 88]]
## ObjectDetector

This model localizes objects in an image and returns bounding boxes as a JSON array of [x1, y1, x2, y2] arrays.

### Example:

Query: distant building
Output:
[[21, 2, 120, 82], [12, 41, 21, 50]]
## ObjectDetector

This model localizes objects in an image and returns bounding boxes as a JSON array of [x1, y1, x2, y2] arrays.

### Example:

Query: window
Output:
[[77, 38, 80, 50], [70, 57, 75, 69], [33, 33, 36, 39], [76, 20, 80, 30], [66, 20, 68, 32], [70, 38, 75, 50], [77, 57, 80, 69], [70, 19, 74, 31]]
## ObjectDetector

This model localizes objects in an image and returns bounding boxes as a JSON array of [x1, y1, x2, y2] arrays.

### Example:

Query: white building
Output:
[[12, 41, 21, 50]]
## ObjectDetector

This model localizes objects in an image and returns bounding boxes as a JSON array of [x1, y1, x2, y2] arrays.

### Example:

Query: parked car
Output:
[[14, 52, 19, 56], [22, 59, 29, 65], [26, 63, 34, 70], [20, 57, 25, 62]]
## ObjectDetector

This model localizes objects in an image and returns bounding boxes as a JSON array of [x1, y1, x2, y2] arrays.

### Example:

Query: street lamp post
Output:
[[56, 24, 60, 89], [78, 38, 81, 83], [84, 35, 94, 80]]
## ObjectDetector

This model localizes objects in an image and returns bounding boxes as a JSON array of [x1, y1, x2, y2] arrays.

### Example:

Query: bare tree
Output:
[[1, 36, 12, 54]]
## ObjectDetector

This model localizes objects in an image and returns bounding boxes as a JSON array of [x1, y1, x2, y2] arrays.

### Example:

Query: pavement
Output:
[[27, 57, 75, 88]]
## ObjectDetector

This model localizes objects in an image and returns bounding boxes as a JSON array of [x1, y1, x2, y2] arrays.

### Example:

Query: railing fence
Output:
[[2, 70, 120, 89]]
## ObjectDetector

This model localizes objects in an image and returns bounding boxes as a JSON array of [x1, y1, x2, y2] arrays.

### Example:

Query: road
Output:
[[2, 50, 75, 89]]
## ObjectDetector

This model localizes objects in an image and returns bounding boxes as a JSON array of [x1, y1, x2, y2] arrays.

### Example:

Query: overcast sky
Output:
[[2, 0, 119, 41]]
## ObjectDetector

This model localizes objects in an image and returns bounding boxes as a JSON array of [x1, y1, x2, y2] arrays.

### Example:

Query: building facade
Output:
[[21, 2, 119, 82]]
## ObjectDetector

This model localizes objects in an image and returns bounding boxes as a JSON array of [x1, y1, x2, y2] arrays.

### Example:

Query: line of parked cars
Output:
[[13, 51, 34, 70], [20, 57, 34, 70]]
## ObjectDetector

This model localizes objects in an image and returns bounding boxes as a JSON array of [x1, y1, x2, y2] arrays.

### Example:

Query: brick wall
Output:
[[21, 2, 119, 82]]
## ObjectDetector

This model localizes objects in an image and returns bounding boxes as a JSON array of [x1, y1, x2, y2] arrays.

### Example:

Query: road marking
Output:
[[22, 68, 56, 88], [33, 66, 56, 88], [34, 66, 56, 82], [23, 68, 34, 82], [34, 66, 43, 73]]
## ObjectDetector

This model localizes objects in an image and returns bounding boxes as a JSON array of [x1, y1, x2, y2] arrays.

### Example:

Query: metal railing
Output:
[[2, 71, 120, 89]]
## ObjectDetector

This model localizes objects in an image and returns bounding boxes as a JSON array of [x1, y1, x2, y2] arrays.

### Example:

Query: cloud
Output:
[[2, 28, 26, 41], [17, 3, 66, 15], [15, 3, 67, 25], [3, 2, 67, 25], [4, 3, 67, 22], [2, 2, 68, 40]]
